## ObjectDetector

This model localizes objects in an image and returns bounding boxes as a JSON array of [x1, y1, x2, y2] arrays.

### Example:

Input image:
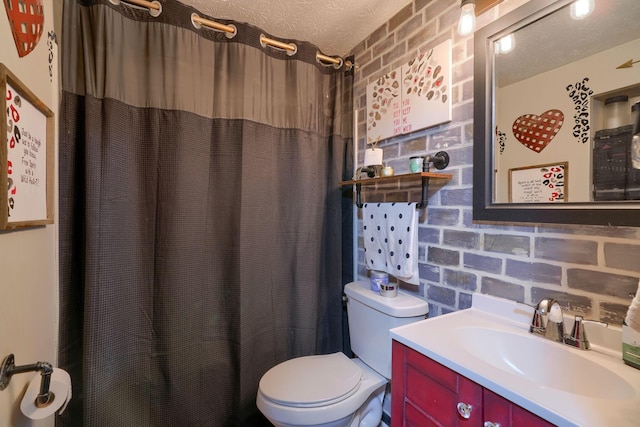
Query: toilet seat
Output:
[[259, 352, 362, 408]]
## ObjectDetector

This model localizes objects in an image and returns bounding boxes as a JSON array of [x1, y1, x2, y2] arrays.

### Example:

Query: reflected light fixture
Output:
[[495, 34, 515, 54], [570, 0, 594, 20], [457, 0, 476, 36]]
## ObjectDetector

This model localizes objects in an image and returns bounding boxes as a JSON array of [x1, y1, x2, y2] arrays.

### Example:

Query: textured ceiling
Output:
[[495, 0, 640, 87], [177, 0, 413, 56]]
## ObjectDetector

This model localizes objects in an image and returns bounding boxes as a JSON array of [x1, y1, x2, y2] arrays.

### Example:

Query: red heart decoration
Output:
[[4, 0, 45, 58], [512, 109, 564, 153]]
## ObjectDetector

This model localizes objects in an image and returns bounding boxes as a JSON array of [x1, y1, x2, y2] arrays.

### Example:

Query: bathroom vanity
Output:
[[391, 341, 552, 426], [390, 293, 640, 426]]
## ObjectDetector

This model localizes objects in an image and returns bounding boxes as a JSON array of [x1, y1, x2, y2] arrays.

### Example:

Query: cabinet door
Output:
[[392, 341, 482, 427], [484, 389, 555, 427], [404, 400, 440, 427], [483, 388, 512, 426], [391, 340, 406, 427], [512, 404, 556, 427]]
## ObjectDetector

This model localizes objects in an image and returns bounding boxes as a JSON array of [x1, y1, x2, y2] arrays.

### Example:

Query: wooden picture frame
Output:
[[1, 63, 54, 229], [509, 161, 568, 203]]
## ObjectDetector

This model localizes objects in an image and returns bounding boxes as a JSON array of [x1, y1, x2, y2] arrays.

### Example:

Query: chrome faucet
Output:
[[564, 315, 590, 350], [530, 298, 565, 343], [529, 298, 608, 350], [564, 315, 608, 350]]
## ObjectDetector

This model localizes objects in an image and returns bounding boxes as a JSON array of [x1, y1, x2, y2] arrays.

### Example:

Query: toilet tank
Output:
[[344, 280, 428, 379]]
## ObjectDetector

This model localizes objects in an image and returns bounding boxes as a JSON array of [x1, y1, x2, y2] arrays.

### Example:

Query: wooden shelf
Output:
[[340, 172, 453, 208], [340, 172, 452, 187]]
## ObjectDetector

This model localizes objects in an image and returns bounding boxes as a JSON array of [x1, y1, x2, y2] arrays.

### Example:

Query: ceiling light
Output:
[[570, 0, 594, 20], [457, 0, 476, 36]]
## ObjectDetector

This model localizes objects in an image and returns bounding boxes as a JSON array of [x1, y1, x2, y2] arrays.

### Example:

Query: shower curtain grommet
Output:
[[148, 1, 162, 17], [191, 13, 237, 38], [316, 55, 343, 70], [225, 24, 237, 39], [286, 44, 298, 56], [260, 34, 298, 56], [190, 13, 202, 29], [109, 0, 162, 16]]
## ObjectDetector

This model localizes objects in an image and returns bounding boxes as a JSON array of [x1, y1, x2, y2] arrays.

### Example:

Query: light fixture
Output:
[[457, 0, 476, 36], [495, 34, 515, 54], [570, 0, 594, 20]]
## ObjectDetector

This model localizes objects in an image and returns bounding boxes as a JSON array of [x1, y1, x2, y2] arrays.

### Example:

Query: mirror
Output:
[[473, 0, 640, 226]]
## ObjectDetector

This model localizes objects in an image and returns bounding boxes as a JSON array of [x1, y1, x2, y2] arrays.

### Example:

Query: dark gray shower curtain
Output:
[[57, 1, 353, 425]]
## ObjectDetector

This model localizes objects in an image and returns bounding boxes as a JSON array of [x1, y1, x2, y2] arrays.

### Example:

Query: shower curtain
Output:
[[57, 1, 353, 425]]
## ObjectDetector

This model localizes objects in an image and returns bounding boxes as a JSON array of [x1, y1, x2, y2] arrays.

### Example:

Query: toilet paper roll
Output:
[[364, 147, 383, 166], [20, 368, 72, 420]]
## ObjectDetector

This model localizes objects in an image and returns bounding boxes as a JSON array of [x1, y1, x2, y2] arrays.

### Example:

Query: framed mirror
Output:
[[473, 0, 640, 226]]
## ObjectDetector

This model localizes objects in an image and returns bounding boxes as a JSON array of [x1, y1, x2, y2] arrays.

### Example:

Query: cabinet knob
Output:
[[484, 422, 501, 427], [456, 402, 473, 419]]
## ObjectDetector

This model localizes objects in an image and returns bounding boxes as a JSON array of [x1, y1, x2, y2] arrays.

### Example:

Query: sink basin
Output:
[[455, 326, 635, 399], [390, 293, 640, 426]]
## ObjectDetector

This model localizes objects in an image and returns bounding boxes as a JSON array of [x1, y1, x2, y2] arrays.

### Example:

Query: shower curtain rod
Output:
[[114, 0, 355, 70]]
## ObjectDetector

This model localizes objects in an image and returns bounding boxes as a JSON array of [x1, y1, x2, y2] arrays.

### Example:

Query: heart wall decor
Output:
[[512, 109, 564, 153], [3, 0, 45, 58]]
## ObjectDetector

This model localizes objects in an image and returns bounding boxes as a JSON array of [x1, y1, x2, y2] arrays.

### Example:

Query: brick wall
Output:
[[349, 0, 640, 324]]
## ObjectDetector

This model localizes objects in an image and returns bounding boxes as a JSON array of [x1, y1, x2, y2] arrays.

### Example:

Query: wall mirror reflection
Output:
[[474, 0, 640, 226]]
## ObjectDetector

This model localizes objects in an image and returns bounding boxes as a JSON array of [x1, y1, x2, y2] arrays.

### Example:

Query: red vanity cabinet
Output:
[[391, 340, 482, 426], [391, 340, 555, 427], [483, 388, 555, 427]]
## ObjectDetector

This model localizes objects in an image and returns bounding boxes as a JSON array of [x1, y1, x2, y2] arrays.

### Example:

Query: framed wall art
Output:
[[509, 161, 568, 203], [1, 63, 54, 229], [366, 39, 452, 143]]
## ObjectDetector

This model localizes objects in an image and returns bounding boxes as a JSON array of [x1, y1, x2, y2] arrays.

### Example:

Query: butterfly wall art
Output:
[[366, 39, 452, 143]]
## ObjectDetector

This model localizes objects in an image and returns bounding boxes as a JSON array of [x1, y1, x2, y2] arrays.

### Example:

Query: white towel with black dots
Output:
[[363, 202, 419, 285]]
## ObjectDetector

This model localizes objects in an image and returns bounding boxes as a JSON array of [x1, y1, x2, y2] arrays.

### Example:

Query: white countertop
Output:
[[389, 293, 640, 427]]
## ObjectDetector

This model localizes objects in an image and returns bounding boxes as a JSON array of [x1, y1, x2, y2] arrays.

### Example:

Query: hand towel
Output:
[[363, 202, 419, 285], [625, 279, 640, 333]]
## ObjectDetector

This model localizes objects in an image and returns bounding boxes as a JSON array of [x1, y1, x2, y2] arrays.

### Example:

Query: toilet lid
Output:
[[259, 352, 362, 407]]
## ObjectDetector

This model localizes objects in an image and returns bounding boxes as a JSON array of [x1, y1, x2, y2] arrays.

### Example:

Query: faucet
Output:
[[529, 298, 608, 350], [530, 298, 565, 343]]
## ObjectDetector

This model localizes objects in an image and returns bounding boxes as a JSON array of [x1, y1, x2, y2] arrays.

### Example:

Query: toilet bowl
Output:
[[256, 281, 429, 427], [256, 353, 386, 427]]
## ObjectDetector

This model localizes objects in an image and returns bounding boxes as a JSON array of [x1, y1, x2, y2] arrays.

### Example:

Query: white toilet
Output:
[[256, 280, 429, 427]]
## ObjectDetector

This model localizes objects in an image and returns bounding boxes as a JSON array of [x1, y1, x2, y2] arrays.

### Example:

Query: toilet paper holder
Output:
[[0, 353, 55, 408]]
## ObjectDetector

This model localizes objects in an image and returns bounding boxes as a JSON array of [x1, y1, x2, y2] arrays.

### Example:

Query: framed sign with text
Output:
[[1, 63, 54, 229], [509, 162, 568, 203]]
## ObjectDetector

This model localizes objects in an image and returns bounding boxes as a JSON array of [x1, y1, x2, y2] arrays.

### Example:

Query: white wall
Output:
[[495, 38, 640, 203], [0, 1, 60, 426]]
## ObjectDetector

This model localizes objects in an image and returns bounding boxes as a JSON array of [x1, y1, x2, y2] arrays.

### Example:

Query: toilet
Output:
[[256, 280, 429, 427]]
